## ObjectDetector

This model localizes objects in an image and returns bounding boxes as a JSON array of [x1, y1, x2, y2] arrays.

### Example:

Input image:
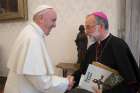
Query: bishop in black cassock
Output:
[[73, 11, 140, 93]]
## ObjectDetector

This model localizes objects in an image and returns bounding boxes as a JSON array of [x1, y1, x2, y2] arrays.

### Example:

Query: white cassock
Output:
[[4, 22, 68, 93]]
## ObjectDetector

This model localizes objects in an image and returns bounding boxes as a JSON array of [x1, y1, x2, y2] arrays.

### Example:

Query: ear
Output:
[[38, 15, 44, 24]]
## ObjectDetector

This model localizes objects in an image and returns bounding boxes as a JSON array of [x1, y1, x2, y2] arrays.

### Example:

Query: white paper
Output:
[[78, 64, 112, 92]]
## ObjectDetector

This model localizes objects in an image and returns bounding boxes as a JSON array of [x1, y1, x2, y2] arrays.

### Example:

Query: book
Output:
[[78, 62, 123, 92]]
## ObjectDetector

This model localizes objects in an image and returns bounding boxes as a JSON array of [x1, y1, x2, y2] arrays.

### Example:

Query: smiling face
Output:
[[37, 9, 57, 36]]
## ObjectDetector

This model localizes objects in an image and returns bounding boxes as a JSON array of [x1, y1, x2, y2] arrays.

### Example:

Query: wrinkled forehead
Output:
[[85, 15, 96, 25]]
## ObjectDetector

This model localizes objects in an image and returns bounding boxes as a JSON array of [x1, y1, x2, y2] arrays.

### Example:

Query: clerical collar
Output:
[[98, 32, 110, 43], [31, 22, 45, 38], [103, 32, 110, 40], [99, 33, 111, 46]]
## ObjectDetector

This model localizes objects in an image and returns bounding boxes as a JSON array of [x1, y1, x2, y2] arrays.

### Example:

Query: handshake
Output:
[[66, 75, 101, 93], [66, 75, 75, 91]]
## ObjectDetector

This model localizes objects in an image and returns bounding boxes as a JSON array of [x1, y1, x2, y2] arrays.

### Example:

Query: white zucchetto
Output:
[[32, 5, 53, 16]]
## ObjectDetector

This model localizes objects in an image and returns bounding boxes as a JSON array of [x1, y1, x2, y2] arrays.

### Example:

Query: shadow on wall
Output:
[[0, 46, 7, 93], [0, 47, 2, 75], [0, 46, 9, 76], [0, 76, 7, 93]]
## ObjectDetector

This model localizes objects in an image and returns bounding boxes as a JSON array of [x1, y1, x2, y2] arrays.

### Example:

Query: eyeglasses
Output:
[[85, 24, 98, 30]]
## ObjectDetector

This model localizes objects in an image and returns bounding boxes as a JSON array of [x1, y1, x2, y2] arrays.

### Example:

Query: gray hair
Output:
[[95, 16, 109, 30]]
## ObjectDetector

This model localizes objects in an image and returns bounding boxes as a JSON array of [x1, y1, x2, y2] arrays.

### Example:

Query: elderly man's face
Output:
[[85, 15, 101, 41], [41, 9, 57, 35]]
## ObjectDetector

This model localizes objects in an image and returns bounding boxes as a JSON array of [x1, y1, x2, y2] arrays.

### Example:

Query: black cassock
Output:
[[73, 34, 140, 93]]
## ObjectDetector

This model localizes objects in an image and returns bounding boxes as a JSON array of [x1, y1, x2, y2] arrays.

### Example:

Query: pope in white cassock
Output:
[[4, 5, 74, 93]]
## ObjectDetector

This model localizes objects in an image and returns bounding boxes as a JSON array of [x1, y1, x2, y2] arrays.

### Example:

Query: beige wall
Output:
[[0, 0, 122, 76]]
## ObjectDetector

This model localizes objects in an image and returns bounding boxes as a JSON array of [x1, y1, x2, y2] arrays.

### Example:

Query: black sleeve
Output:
[[72, 57, 89, 87], [73, 48, 92, 87], [103, 81, 138, 93], [112, 40, 138, 81], [72, 69, 81, 87], [107, 39, 140, 93]]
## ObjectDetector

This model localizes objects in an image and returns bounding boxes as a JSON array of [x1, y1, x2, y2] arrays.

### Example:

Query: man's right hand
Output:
[[67, 75, 75, 91], [92, 85, 102, 93]]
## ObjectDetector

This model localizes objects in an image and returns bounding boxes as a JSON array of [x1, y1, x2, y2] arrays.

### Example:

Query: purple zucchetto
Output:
[[90, 11, 108, 20]]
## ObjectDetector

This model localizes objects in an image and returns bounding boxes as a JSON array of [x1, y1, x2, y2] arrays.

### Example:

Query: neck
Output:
[[99, 31, 110, 42]]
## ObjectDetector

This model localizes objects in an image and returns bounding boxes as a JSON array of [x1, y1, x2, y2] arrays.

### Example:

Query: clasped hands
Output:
[[66, 75, 101, 93], [66, 75, 75, 91]]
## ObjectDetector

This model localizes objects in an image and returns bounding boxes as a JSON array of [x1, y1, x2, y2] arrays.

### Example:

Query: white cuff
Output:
[[25, 75, 68, 93]]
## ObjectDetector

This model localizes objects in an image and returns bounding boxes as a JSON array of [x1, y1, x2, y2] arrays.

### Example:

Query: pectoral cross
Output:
[[92, 75, 104, 89]]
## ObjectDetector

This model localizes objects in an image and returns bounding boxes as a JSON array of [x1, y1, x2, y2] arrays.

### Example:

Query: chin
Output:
[[88, 35, 94, 39], [87, 34, 92, 37], [46, 33, 50, 36]]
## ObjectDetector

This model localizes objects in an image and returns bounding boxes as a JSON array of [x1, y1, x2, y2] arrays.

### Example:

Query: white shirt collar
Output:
[[101, 32, 110, 41], [31, 22, 45, 38], [98, 32, 110, 43], [104, 32, 110, 40]]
